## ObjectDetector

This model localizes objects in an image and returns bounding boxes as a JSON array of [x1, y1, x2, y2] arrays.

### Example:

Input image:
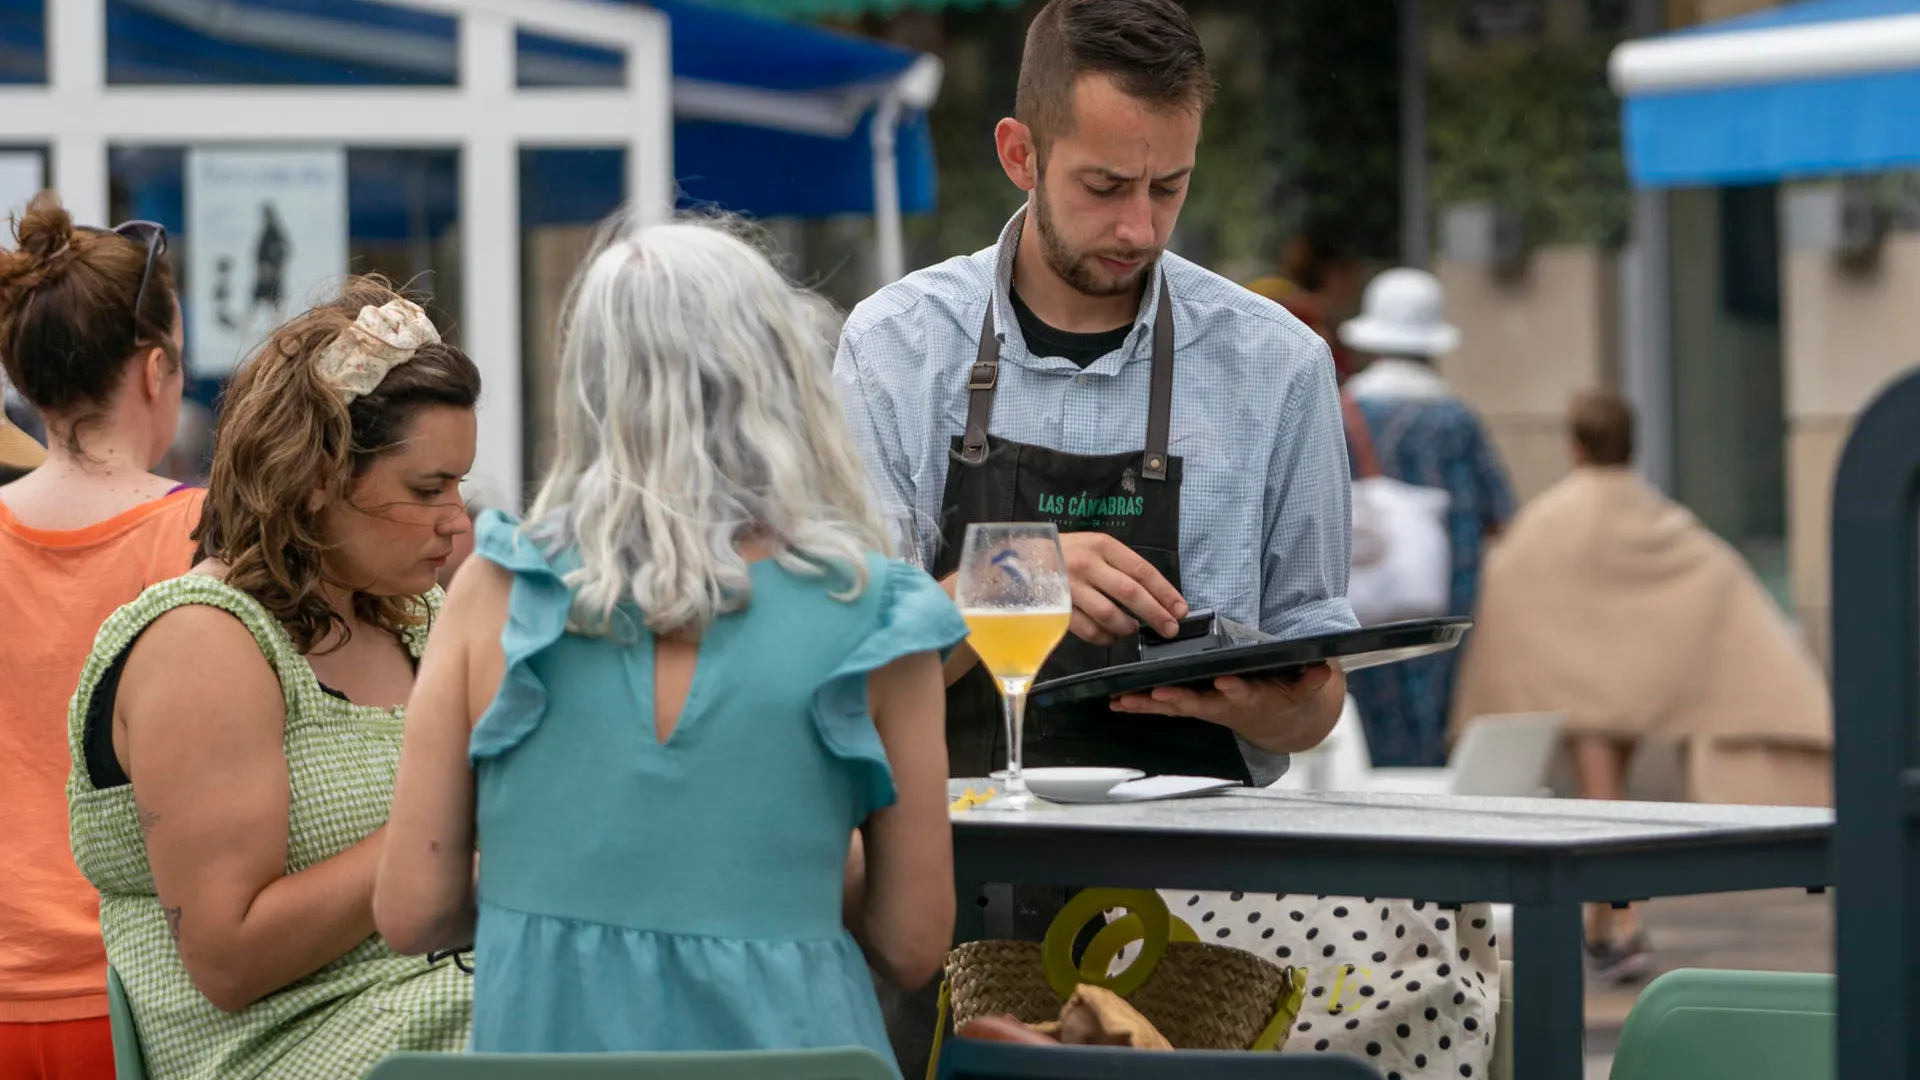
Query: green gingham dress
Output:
[[66, 575, 472, 1079]]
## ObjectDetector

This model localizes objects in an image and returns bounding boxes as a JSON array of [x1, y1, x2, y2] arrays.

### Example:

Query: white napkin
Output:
[[1096, 775, 1239, 803]]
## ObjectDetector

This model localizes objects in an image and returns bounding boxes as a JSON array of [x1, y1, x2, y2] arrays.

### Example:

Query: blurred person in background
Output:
[[158, 398, 214, 487], [1243, 220, 1375, 475], [1244, 216, 1364, 383], [1451, 390, 1831, 982], [66, 278, 477, 1078], [1340, 268, 1515, 767], [0, 191, 199, 1079]]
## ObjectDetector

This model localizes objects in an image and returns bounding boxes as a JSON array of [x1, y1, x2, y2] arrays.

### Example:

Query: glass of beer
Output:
[[956, 523, 1072, 808]]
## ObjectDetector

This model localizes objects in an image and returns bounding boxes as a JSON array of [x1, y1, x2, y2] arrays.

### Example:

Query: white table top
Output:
[[947, 780, 1832, 853]]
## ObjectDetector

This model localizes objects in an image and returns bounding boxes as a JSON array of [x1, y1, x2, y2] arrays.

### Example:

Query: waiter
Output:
[[833, 0, 1356, 791]]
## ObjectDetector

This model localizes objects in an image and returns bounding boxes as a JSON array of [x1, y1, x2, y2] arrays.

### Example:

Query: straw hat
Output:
[[1338, 268, 1461, 358], [0, 414, 46, 472]]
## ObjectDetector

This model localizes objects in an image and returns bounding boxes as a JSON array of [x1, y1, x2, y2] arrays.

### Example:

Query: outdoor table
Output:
[[948, 782, 1831, 1080]]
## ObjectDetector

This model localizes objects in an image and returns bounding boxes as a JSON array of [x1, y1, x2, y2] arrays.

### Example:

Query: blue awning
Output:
[[520, 0, 939, 218], [649, 0, 939, 219], [1611, 0, 1920, 187], [0, 0, 939, 223]]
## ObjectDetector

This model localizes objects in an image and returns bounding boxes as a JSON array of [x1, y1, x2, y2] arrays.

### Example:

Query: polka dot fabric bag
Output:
[[1138, 892, 1500, 1079]]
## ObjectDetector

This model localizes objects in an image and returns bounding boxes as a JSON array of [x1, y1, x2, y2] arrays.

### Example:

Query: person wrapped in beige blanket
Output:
[[1450, 391, 1830, 980]]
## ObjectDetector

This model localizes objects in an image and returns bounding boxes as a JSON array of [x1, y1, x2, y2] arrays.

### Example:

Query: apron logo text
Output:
[[1037, 492, 1146, 521]]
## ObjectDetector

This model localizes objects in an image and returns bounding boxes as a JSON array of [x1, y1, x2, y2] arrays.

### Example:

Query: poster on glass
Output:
[[187, 147, 348, 377]]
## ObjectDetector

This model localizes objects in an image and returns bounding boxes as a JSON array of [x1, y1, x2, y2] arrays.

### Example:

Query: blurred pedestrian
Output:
[[0, 191, 198, 1080], [1243, 220, 1375, 478], [1339, 268, 1515, 767], [1244, 216, 1364, 383], [1451, 390, 1831, 981]]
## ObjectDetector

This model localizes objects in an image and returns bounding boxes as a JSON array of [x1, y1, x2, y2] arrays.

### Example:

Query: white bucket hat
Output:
[[1338, 268, 1462, 358]]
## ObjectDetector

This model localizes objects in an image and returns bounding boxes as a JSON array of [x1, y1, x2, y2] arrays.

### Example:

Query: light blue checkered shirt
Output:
[[831, 210, 1358, 783]]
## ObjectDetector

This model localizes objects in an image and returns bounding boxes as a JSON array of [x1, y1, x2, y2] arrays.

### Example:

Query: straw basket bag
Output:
[[931, 888, 1308, 1071]]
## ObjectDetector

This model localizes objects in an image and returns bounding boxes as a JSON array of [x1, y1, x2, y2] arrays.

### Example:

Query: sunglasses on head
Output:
[[77, 220, 169, 329]]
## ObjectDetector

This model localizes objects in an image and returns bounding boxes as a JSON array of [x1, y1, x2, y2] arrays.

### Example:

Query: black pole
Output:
[[1398, 0, 1427, 268], [1831, 367, 1920, 1080]]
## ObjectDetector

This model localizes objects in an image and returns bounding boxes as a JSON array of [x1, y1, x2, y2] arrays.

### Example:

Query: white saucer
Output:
[[990, 766, 1145, 803]]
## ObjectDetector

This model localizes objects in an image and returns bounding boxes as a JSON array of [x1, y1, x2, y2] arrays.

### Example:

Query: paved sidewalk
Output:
[[1581, 888, 1832, 1079]]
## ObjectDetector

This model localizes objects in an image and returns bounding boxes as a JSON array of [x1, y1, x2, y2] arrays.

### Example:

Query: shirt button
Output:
[[1073, 374, 1091, 387]]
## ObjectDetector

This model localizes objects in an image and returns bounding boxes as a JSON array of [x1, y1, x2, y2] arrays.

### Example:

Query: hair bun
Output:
[[0, 191, 76, 293]]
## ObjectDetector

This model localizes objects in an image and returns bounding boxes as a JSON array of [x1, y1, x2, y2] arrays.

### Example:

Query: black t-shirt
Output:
[[1010, 288, 1131, 369]]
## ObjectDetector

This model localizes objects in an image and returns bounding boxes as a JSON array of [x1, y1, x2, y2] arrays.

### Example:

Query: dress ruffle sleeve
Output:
[[811, 559, 969, 818], [469, 510, 575, 763]]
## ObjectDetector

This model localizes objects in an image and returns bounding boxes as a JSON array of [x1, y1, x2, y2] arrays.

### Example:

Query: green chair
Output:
[[1608, 969, 1834, 1080], [367, 1047, 900, 1079], [106, 966, 150, 1080]]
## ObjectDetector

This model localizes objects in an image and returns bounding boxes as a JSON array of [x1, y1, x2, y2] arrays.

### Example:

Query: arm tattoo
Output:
[[164, 906, 183, 943]]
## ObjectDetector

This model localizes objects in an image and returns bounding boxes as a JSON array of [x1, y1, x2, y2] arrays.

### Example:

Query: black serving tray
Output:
[[1028, 618, 1472, 709]]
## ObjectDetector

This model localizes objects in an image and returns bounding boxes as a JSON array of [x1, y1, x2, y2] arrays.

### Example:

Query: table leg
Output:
[[1512, 901, 1586, 1080]]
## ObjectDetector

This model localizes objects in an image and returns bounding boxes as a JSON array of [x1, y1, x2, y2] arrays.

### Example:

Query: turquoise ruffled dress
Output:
[[464, 511, 966, 1070]]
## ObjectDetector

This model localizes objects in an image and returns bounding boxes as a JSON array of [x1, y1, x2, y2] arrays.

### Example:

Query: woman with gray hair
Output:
[[375, 212, 965, 1070]]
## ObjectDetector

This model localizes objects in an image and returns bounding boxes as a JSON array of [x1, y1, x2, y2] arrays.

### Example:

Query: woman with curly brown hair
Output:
[[65, 277, 479, 1078], [0, 191, 195, 1079]]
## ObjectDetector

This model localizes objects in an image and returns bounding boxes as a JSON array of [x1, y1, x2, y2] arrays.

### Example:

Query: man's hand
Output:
[[1059, 533, 1186, 646], [1111, 663, 1344, 755]]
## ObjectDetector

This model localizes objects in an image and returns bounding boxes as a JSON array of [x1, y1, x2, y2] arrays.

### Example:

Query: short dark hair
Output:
[[1571, 390, 1634, 467], [1015, 0, 1215, 159]]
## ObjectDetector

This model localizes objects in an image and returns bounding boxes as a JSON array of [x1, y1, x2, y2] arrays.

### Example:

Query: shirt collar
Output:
[[989, 206, 1168, 365]]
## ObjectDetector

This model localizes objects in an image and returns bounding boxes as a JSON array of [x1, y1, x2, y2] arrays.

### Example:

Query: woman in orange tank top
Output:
[[0, 190, 199, 1079]]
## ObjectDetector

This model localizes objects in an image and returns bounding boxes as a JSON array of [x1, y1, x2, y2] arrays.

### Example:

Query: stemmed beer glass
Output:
[[955, 523, 1072, 809]]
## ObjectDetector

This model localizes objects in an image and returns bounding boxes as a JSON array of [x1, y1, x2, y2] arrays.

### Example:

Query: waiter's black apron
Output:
[[930, 281, 1250, 785]]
